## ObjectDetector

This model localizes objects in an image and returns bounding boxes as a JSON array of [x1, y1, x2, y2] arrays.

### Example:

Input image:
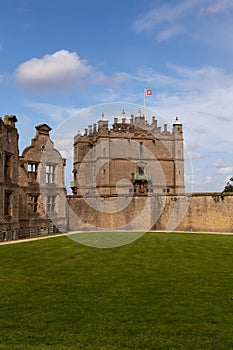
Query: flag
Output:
[[145, 89, 152, 96]]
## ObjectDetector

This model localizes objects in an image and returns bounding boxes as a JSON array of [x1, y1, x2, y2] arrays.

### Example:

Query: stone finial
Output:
[[173, 117, 182, 125], [100, 112, 108, 121]]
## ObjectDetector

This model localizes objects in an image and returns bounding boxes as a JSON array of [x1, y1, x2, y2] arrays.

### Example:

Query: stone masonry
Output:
[[0, 115, 19, 233]]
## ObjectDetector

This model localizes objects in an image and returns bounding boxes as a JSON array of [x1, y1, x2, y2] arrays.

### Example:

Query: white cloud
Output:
[[185, 141, 200, 150], [201, 0, 233, 15], [132, 1, 199, 33], [132, 0, 233, 45], [132, 0, 202, 41], [133, 64, 233, 98], [185, 174, 212, 186], [212, 159, 230, 168], [217, 167, 233, 175], [15, 50, 92, 92], [186, 152, 204, 160], [156, 24, 183, 42], [15, 50, 130, 93], [132, 67, 178, 85], [27, 102, 80, 123], [88, 71, 129, 86]]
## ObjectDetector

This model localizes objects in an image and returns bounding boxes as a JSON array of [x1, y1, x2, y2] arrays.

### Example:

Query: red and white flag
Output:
[[145, 89, 152, 96]]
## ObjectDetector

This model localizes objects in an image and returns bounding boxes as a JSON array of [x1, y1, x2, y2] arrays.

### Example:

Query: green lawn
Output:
[[0, 232, 233, 349]]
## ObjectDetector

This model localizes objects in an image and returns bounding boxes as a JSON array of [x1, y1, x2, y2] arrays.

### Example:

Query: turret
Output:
[[98, 113, 109, 133], [172, 117, 185, 194], [173, 117, 183, 135]]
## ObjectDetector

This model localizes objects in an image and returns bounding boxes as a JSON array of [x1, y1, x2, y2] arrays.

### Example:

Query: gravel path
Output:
[[0, 230, 233, 246]]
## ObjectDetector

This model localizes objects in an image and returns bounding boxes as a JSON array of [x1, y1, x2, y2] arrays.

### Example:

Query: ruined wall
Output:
[[0, 116, 19, 231], [18, 124, 67, 230], [67, 193, 233, 233]]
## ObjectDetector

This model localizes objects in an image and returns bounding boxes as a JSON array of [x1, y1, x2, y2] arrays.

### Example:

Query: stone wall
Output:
[[67, 195, 152, 231], [67, 193, 233, 233], [0, 116, 19, 231], [168, 193, 233, 233]]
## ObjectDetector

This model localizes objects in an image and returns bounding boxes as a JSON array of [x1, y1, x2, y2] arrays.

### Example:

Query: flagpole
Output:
[[144, 89, 146, 117], [144, 89, 152, 117]]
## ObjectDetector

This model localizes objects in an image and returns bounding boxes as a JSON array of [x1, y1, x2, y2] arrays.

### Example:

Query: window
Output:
[[7, 131, 11, 143], [138, 166, 144, 175], [139, 142, 143, 155], [163, 188, 170, 193], [28, 195, 38, 213], [4, 191, 11, 216], [28, 162, 38, 181], [47, 195, 56, 212], [4, 153, 12, 178], [46, 165, 55, 184]]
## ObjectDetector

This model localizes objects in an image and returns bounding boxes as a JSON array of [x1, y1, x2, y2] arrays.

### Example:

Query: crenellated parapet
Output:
[[74, 109, 179, 140]]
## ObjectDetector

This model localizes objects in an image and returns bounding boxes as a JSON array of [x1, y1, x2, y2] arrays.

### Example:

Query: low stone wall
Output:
[[184, 193, 232, 233], [67, 193, 233, 233], [67, 195, 152, 231]]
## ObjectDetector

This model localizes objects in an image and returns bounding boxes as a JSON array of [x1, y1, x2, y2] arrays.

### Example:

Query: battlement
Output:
[[74, 109, 182, 142]]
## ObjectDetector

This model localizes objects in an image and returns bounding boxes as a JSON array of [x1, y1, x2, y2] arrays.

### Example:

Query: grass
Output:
[[0, 232, 233, 349]]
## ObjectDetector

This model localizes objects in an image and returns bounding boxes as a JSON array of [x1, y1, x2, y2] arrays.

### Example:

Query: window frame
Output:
[[47, 195, 56, 213], [4, 152, 12, 179], [27, 162, 38, 181], [46, 164, 56, 184], [138, 166, 144, 175], [27, 194, 39, 213], [139, 142, 143, 155], [4, 190, 12, 216]]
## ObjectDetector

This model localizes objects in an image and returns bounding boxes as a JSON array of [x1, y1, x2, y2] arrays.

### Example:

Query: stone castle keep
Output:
[[0, 111, 233, 239], [71, 109, 185, 197]]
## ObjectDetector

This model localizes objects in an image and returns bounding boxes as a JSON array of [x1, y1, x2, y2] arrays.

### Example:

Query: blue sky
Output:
[[1, 0, 233, 192]]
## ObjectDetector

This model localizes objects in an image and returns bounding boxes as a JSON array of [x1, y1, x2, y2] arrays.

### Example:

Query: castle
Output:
[[71, 109, 185, 197], [0, 111, 233, 240]]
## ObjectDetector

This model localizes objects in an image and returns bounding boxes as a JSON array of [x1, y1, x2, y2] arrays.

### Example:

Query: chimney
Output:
[[93, 124, 97, 134], [4, 115, 18, 128], [88, 125, 92, 135], [152, 116, 157, 128]]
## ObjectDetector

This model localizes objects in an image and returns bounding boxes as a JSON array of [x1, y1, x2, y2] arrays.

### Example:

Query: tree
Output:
[[223, 177, 233, 192]]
